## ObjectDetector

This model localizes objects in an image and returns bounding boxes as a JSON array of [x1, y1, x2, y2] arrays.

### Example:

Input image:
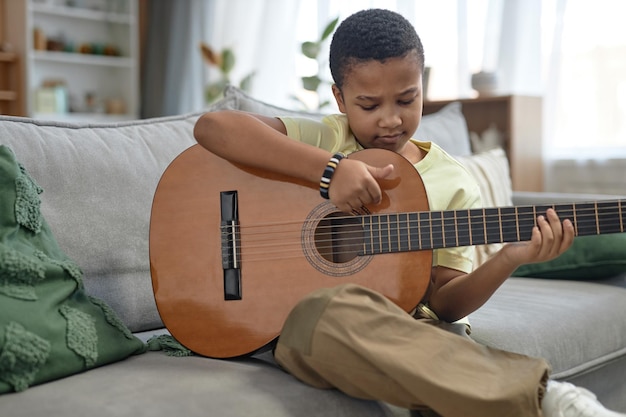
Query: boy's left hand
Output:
[[501, 208, 575, 267]]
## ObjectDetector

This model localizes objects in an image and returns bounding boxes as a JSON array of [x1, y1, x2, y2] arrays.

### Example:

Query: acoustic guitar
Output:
[[149, 144, 625, 359]]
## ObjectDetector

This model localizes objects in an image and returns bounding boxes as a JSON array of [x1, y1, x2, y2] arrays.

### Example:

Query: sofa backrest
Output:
[[0, 110, 209, 331], [0, 86, 476, 333]]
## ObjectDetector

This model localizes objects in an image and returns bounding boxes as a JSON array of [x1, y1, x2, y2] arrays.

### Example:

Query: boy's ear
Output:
[[332, 84, 347, 113]]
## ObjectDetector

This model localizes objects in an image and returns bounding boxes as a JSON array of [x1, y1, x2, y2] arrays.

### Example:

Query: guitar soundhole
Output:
[[302, 202, 372, 277], [315, 214, 363, 263]]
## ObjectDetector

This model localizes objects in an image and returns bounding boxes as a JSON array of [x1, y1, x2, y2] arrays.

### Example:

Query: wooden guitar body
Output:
[[149, 145, 432, 359]]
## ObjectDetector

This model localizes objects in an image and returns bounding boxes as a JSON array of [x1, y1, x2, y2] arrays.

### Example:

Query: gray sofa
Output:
[[1, 87, 625, 416]]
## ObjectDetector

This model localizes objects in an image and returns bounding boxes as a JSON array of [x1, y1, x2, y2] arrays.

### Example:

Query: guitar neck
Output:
[[360, 200, 626, 255]]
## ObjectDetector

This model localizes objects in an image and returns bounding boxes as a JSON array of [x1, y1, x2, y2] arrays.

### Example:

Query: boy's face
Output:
[[332, 50, 424, 155]]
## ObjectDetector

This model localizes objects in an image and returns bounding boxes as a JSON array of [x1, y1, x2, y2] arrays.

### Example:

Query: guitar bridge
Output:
[[220, 191, 241, 300]]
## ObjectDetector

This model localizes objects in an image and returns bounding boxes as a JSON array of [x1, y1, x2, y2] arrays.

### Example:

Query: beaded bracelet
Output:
[[319, 152, 346, 199]]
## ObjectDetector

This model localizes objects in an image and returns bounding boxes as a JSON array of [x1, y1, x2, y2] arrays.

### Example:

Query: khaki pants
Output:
[[274, 283, 550, 417]]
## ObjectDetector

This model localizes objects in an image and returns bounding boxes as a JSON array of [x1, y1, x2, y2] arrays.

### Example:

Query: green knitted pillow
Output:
[[513, 233, 626, 280], [0, 145, 146, 393]]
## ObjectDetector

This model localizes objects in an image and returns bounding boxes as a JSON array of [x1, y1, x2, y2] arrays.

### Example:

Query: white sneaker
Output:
[[542, 381, 626, 417]]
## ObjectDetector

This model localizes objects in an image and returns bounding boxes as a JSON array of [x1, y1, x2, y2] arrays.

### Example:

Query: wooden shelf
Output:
[[30, 3, 133, 24], [0, 51, 23, 115], [424, 95, 543, 192], [31, 50, 134, 68], [4, 0, 139, 121]]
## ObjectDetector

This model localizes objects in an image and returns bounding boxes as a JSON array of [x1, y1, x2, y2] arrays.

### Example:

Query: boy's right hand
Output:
[[328, 159, 395, 213]]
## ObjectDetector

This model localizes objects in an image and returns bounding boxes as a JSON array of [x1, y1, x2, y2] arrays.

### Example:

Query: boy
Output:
[[194, 8, 624, 417]]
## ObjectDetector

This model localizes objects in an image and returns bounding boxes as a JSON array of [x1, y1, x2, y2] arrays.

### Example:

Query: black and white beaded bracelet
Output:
[[319, 152, 346, 199]]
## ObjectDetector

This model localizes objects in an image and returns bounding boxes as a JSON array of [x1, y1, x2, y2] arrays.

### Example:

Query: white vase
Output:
[[471, 71, 498, 96]]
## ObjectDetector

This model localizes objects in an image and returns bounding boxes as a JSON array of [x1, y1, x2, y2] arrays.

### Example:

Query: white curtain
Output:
[[141, 0, 214, 118], [141, 0, 301, 117], [541, 0, 626, 194], [207, 0, 303, 108]]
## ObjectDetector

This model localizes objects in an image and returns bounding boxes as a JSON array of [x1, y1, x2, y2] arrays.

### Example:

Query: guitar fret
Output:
[[399, 213, 409, 252], [574, 203, 597, 236], [467, 209, 473, 246], [372, 215, 380, 253], [388, 213, 399, 253], [484, 208, 500, 244], [408, 212, 419, 250], [443, 210, 457, 248], [378, 214, 386, 253], [499, 207, 518, 243], [595, 202, 600, 235], [498, 207, 503, 243], [456, 209, 470, 247], [431, 212, 443, 249], [469, 208, 486, 245], [380, 214, 386, 252], [572, 202, 578, 235], [483, 208, 488, 244], [419, 212, 431, 249], [597, 201, 622, 234], [515, 207, 520, 242]]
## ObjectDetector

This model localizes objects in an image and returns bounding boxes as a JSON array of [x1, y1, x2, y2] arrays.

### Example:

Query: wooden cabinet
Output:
[[4, 0, 139, 122], [0, 51, 23, 116], [423, 95, 543, 192]]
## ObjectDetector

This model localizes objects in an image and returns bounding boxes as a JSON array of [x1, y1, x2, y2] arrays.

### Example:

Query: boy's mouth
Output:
[[376, 132, 404, 145]]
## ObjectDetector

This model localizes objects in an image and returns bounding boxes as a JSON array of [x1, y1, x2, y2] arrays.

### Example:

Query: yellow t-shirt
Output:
[[280, 114, 482, 274]]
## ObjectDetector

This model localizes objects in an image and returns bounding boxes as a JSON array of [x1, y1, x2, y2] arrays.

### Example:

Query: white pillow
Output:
[[455, 147, 513, 267], [417, 102, 472, 156], [223, 85, 326, 120]]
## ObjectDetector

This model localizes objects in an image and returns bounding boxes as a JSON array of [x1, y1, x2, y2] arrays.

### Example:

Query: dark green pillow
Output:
[[513, 233, 626, 280], [0, 145, 146, 393]]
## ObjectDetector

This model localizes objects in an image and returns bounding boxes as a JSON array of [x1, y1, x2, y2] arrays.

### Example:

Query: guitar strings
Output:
[[231, 204, 625, 235], [218, 204, 625, 263], [225, 205, 625, 241]]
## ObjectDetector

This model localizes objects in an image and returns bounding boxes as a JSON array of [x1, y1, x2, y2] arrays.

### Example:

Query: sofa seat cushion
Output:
[[470, 277, 626, 379], [0, 351, 407, 417]]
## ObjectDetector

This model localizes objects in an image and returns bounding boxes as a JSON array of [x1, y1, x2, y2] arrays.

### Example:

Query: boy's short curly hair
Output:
[[329, 9, 424, 89]]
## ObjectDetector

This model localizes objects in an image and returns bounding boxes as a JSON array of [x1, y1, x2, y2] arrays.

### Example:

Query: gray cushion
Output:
[[0, 351, 404, 417], [470, 277, 626, 379]]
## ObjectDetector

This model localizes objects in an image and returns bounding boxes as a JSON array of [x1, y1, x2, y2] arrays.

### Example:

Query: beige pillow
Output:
[[456, 147, 513, 267]]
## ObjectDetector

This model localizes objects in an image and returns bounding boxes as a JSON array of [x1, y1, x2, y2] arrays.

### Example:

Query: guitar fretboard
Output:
[[360, 200, 625, 255]]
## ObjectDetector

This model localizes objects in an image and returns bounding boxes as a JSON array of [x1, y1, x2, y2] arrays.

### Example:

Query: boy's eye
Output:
[[399, 98, 415, 106], [360, 105, 378, 111]]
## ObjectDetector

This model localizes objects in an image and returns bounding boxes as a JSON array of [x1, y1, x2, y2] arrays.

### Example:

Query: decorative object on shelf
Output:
[[33, 28, 47, 51], [34, 79, 68, 114], [200, 43, 255, 104], [471, 71, 499, 97], [294, 16, 339, 111], [105, 97, 126, 115]]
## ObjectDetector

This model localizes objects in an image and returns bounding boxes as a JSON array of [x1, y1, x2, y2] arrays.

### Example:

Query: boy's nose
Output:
[[378, 108, 402, 128]]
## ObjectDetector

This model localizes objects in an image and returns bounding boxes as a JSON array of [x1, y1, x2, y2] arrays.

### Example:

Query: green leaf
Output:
[[301, 41, 320, 59], [320, 17, 339, 42], [221, 49, 235, 75], [302, 75, 322, 92], [318, 100, 331, 110], [239, 72, 256, 92], [205, 79, 228, 103]]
